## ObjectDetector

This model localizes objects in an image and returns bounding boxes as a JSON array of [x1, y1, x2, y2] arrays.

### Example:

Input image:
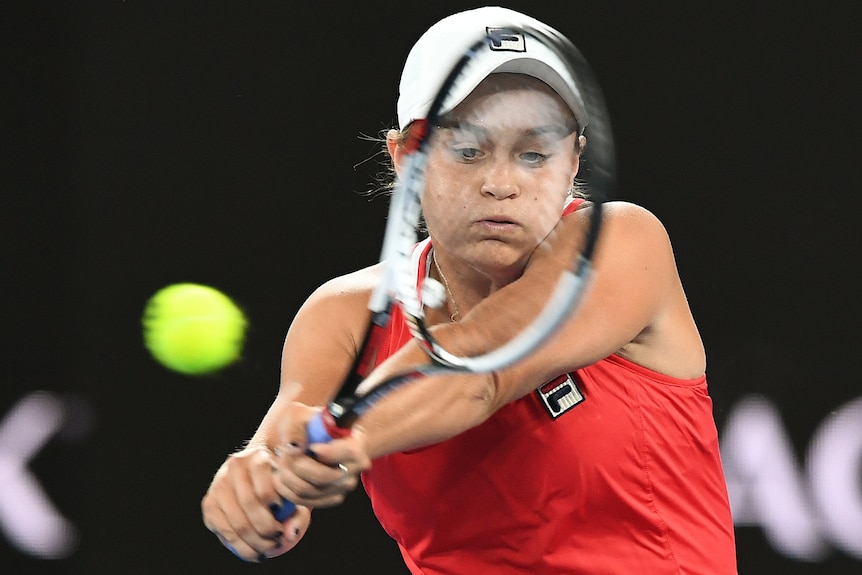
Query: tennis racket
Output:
[[272, 20, 615, 523]]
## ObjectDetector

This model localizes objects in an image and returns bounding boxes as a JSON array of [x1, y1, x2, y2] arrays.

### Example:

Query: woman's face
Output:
[[420, 73, 582, 281]]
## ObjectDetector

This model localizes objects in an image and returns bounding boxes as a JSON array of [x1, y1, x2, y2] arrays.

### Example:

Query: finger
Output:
[[211, 460, 286, 558], [247, 451, 293, 527], [279, 404, 322, 451], [273, 441, 347, 489], [203, 502, 264, 563], [292, 453, 357, 486], [275, 505, 312, 554], [220, 490, 282, 560], [273, 471, 357, 506], [304, 428, 372, 472], [273, 461, 358, 509], [203, 480, 259, 560], [220, 497, 310, 561], [215, 528, 265, 563]]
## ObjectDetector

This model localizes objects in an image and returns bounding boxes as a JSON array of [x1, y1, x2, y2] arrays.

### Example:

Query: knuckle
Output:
[[292, 484, 316, 499], [236, 490, 258, 509], [234, 523, 255, 540]]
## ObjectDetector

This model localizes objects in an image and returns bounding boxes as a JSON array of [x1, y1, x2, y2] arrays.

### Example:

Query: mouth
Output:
[[478, 213, 518, 224], [475, 216, 520, 233]]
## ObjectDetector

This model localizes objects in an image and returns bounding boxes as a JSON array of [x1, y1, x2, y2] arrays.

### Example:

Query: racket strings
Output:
[[334, 23, 613, 421]]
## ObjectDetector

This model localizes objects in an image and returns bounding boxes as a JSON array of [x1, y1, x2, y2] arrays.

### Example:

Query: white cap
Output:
[[397, 6, 588, 133]]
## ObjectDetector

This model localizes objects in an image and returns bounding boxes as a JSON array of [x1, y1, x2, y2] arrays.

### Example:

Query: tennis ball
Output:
[[142, 283, 248, 375]]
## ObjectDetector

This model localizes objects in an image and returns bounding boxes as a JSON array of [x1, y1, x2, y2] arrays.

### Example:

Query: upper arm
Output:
[[278, 266, 380, 406], [488, 201, 683, 402], [246, 266, 379, 449]]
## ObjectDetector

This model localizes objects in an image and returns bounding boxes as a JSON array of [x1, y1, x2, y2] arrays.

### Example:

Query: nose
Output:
[[480, 160, 519, 200]]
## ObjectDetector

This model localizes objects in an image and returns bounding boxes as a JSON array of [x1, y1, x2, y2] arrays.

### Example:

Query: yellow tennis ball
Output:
[[142, 283, 248, 375]]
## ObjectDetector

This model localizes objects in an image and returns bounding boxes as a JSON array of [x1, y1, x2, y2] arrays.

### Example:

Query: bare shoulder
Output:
[[308, 263, 383, 301], [296, 263, 384, 325], [289, 263, 381, 331], [585, 201, 703, 376], [283, 263, 383, 367], [573, 199, 670, 249], [564, 200, 674, 264], [280, 263, 385, 402], [576, 199, 666, 230]]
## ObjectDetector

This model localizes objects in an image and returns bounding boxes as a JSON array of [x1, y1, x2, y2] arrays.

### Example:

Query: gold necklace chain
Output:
[[432, 250, 461, 322]]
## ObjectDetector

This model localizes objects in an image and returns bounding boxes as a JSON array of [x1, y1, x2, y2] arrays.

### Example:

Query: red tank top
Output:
[[361, 203, 737, 574]]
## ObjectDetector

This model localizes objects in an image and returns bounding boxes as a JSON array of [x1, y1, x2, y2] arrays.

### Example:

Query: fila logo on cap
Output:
[[485, 27, 527, 52]]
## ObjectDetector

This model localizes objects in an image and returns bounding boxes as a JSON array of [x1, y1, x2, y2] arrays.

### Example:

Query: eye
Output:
[[435, 128, 485, 163], [453, 146, 482, 161], [520, 151, 550, 166]]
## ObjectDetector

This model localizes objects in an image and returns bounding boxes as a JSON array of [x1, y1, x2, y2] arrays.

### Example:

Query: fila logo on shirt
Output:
[[537, 373, 585, 419]]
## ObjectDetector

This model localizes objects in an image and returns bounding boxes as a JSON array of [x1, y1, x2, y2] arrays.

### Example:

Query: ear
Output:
[[571, 135, 587, 180], [386, 129, 404, 176]]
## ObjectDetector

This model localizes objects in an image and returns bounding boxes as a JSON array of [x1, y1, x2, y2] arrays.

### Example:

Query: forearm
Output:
[[429, 221, 581, 357], [348, 233, 580, 456], [355, 242, 576, 411], [355, 363, 497, 459], [242, 388, 301, 452]]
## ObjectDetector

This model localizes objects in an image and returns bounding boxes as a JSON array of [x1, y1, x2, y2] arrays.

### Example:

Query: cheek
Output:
[[422, 168, 469, 220], [422, 191, 460, 234], [524, 186, 567, 228]]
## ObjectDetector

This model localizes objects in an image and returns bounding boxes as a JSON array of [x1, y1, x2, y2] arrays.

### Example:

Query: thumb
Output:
[[278, 403, 323, 453]]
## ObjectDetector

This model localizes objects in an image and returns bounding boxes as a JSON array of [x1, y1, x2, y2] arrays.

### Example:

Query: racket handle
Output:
[[271, 410, 347, 522]]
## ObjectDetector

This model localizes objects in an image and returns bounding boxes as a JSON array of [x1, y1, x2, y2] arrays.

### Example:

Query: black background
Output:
[[2, 1, 860, 573]]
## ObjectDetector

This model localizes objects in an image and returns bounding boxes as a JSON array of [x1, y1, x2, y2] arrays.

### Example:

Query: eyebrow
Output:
[[436, 119, 577, 140]]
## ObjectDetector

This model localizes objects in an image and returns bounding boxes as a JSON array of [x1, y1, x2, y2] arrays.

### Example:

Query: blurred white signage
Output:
[[0, 392, 81, 559], [1, 390, 860, 565], [722, 394, 862, 561]]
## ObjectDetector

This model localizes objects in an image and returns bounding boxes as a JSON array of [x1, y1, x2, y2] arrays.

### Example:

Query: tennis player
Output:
[[201, 7, 737, 574]]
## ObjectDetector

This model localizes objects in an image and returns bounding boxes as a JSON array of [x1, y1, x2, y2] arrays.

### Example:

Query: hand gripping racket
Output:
[[272, 21, 616, 522]]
